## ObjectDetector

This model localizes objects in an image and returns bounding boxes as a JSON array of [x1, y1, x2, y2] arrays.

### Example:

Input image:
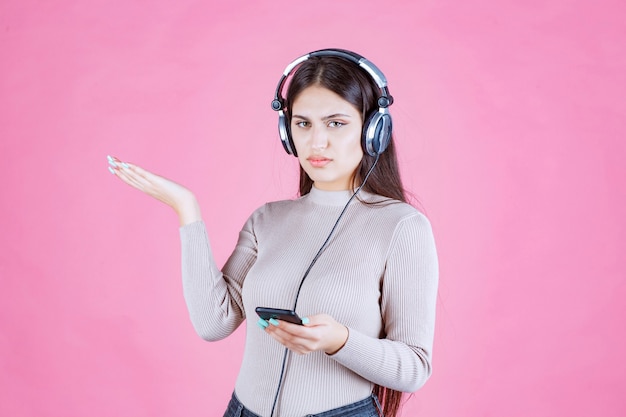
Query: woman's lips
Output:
[[308, 157, 331, 168]]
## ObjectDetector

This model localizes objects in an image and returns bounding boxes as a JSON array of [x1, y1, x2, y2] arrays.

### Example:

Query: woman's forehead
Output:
[[291, 85, 360, 117]]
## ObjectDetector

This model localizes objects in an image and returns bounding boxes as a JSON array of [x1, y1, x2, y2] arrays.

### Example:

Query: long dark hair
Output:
[[286, 55, 406, 417]]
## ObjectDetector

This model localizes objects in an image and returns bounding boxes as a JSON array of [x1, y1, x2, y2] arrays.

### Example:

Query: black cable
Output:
[[269, 154, 381, 417], [291, 155, 380, 312]]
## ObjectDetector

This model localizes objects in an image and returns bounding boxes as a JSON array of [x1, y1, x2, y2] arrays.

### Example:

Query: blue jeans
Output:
[[223, 392, 383, 417]]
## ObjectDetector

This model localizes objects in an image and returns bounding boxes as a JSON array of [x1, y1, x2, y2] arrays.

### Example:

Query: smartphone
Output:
[[255, 307, 303, 325]]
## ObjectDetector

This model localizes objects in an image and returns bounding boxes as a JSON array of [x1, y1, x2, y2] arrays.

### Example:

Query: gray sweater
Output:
[[179, 187, 439, 416]]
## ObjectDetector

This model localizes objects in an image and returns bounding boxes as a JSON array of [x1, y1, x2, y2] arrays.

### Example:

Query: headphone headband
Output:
[[272, 49, 393, 112]]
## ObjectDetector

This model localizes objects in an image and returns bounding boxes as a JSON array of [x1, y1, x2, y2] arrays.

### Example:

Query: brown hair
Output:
[[286, 55, 406, 416]]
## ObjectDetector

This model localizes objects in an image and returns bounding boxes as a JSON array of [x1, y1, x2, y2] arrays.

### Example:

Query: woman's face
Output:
[[291, 85, 364, 191]]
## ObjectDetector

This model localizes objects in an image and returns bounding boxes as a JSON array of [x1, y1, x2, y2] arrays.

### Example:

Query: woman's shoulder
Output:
[[246, 196, 305, 221], [258, 195, 305, 211], [361, 193, 427, 220], [362, 194, 435, 237]]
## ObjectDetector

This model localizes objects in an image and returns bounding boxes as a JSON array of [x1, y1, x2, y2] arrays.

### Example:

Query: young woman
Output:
[[108, 49, 438, 417]]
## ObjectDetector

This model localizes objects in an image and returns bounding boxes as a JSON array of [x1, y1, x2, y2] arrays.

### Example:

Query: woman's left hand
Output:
[[262, 314, 349, 355]]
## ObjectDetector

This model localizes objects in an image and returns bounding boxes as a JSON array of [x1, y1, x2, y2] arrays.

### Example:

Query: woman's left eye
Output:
[[328, 121, 344, 128]]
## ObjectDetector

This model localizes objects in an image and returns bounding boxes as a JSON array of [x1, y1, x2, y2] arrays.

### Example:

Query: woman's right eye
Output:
[[294, 121, 309, 128]]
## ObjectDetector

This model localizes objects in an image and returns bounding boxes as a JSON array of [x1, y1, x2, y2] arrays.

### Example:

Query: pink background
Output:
[[1, 0, 625, 416]]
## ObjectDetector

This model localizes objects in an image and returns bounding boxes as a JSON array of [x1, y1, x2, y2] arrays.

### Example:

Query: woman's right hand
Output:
[[107, 155, 201, 226]]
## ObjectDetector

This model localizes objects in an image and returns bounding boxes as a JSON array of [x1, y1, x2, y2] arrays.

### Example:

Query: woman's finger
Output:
[[107, 155, 201, 224], [112, 164, 153, 193], [265, 322, 322, 354], [263, 314, 348, 355], [108, 156, 168, 193]]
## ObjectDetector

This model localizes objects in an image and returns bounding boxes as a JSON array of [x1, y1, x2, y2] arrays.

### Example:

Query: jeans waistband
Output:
[[223, 392, 383, 417], [223, 392, 262, 417]]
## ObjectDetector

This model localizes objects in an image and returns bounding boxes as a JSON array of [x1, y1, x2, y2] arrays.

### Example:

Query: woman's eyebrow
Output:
[[323, 113, 352, 120], [291, 113, 352, 120]]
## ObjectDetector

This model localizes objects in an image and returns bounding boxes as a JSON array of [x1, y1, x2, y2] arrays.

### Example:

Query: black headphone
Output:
[[271, 49, 394, 157]]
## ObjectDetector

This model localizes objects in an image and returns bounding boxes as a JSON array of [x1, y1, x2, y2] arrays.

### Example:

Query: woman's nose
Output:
[[311, 126, 328, 150]]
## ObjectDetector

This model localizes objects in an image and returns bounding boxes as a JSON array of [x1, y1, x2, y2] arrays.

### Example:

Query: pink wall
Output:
[[1, 0, 625, 416]]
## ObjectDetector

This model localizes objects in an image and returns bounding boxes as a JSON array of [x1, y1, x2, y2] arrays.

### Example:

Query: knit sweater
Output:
[[179, 187, 439, 416]]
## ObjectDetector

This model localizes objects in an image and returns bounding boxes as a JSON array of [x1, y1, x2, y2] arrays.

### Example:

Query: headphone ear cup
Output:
[[278, 111, 297, 156], [363, 111, 392, 156]]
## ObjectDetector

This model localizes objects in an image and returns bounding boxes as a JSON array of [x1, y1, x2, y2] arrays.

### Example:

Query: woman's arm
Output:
[[331, 213, 439, 391], [108, 155, 253, 340], [262, 213, 439, 392], [180, 220, 255, 340]]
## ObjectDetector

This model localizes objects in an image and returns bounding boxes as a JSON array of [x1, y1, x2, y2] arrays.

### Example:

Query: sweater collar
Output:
[[307, 186, 359, 206]]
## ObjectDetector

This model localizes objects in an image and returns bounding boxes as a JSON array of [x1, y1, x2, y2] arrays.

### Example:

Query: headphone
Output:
[[271, 49, 394, 157]]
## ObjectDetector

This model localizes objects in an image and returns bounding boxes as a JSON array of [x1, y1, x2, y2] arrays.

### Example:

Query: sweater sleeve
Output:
[[179, 218, 257, 341], [330, 212, 439, 392]]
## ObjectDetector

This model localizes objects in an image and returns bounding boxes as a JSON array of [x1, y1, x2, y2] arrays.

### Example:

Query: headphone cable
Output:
[[269, 154, 381, 417]]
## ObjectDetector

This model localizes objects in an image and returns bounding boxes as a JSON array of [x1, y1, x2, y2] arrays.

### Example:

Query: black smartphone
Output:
[[255, 307, 303, 325]]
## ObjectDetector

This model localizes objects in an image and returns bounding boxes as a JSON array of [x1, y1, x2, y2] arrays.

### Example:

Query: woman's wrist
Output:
[[175, 191, 202, 226], [325, 325, 349, 355]]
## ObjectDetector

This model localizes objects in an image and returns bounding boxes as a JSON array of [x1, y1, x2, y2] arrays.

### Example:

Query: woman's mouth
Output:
[[308, 157, 331, 168]]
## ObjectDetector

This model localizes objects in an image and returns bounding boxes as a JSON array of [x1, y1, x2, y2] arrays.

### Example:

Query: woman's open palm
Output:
[[107, 155, 201, 225]]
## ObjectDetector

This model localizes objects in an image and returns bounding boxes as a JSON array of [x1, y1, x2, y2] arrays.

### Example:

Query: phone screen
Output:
[[255, 307, 303, 325]]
